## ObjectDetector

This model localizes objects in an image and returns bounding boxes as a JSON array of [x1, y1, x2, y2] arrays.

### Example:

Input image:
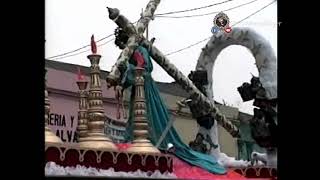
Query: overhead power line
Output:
[[46, 33, 114, 59], [46, 21, 139, 60], [50, 38, 115, 61], [231, 0, 276, 27], [155, 0, 236, 16], [155, 0, 259, 18], [47, 1, 254, 60], [164, 0, 276, 57], [47, 1, 275, 60], [165, 38, 210, 56]]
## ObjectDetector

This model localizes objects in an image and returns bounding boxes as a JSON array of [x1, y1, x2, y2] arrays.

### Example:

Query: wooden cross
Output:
[[106, 0, 160, 85], [106, 0, 240, 138]]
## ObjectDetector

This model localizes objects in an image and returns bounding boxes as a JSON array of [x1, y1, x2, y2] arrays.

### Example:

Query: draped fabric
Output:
[[122, 46, 226, 175]]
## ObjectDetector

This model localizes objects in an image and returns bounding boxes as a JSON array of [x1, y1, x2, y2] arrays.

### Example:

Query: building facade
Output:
[[46, 59, 263, 160]]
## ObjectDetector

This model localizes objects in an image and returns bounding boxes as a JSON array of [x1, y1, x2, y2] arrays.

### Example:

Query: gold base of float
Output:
[[78, 134, 117, 150], [126, 139, 160, 154], [45, 143, 174, 173]]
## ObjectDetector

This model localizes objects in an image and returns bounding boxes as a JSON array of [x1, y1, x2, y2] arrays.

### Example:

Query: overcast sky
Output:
[[45, 0, 277, 115]]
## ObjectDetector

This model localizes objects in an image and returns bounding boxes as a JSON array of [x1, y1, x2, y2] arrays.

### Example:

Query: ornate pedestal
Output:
[[126, 67, 160, 154], [78, 54, 116, 150]]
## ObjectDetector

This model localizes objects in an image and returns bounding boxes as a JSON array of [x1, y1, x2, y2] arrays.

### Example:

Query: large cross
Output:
[[106, 0, 240, 138]]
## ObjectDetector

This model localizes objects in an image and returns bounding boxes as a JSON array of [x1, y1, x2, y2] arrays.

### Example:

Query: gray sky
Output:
[[45, 0, 277, 115]]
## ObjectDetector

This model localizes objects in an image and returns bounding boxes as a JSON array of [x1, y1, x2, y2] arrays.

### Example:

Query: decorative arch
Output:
[[196, 27, 277, 100]]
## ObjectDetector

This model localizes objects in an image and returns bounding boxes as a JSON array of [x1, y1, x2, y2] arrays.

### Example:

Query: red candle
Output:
[[91, 34, 97, 54], [77, 67, 85, 81]]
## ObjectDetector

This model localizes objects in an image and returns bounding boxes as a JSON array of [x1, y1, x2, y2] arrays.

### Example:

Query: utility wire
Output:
[[47, 21, 139, 60], [165, 38, 210, 56], [98, 38, 116, 47], [50, 38, 115, 61], [47, 1, 275, 60], [164, 0, 276, 57], [46, 33, 114, 59], [231, 0, 275, 27], [155, 0, 236, 16], [155, 0, 258, 18], [46, 1, 253, 60]]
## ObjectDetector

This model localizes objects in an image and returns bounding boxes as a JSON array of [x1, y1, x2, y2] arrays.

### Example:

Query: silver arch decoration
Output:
[[196, 27, 277, 100], [196, 27, 277, 168]]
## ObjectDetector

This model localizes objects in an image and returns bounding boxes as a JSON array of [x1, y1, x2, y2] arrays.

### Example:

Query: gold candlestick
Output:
[[76, 79, 89, 142], [126, 67, 160, 154], [45, 69, 63, 144], [79, 54, 116, 150]]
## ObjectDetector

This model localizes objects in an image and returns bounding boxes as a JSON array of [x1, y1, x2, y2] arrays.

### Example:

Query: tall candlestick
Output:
[[78, 54, 116, 150], [126, 67, 160, 154], [45, 69, 63, 144], [76, 74, 89, 142]]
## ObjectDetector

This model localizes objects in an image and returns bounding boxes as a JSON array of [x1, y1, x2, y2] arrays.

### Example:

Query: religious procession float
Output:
[[45, 0, 277, 179]]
